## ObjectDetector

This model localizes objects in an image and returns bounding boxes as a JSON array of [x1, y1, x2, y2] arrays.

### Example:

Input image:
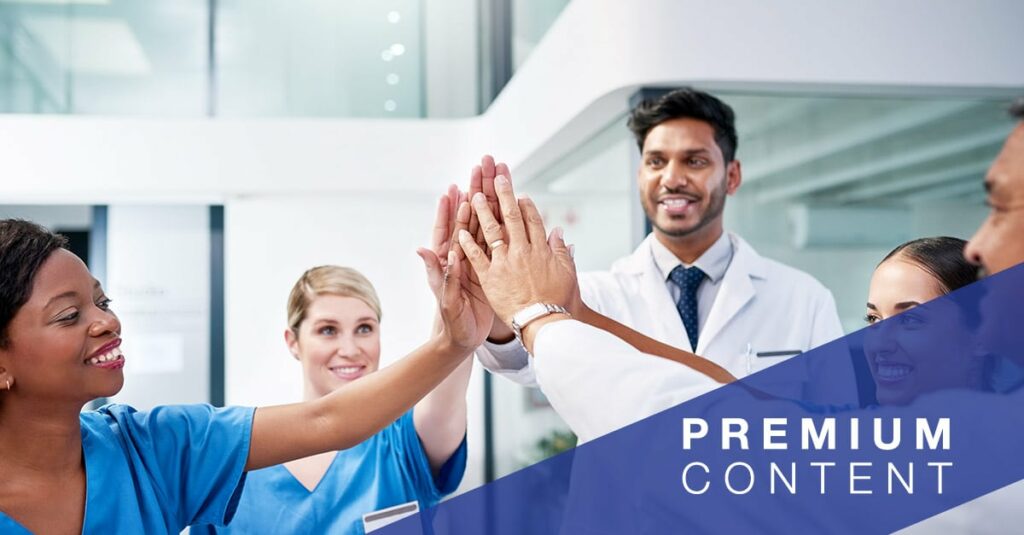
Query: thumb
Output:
[[548, 227, 578, 276], [548, 227, 570, 257], [417, 248, 444, 295]]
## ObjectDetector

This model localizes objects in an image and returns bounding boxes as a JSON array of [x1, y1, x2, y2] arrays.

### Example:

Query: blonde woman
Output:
[[198, 266, 473, 533]]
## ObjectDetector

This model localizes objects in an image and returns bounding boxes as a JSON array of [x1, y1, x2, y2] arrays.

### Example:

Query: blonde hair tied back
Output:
[[286, 265, 382, 334]]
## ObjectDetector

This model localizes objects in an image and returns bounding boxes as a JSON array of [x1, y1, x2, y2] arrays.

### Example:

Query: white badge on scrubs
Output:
[[362, 500, 420, 533]]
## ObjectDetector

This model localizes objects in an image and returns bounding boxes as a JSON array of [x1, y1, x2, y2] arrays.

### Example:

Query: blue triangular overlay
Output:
[[381, 264, 1024, 534]]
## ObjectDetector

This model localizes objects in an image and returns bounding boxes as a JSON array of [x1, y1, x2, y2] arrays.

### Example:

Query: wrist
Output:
[[487, 317, 516, 344], [431, 332, 473, 360]]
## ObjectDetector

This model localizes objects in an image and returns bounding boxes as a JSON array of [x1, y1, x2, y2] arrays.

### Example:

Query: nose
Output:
[[864, 318, 897, 356], [963, 222, 987, 267], [334, 335, 359, 358], [661, 160, 689, 189], [88, 309, 121, 338]]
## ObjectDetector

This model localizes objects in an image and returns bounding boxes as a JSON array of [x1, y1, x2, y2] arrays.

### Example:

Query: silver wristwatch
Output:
[[510, 303, 571, 346]]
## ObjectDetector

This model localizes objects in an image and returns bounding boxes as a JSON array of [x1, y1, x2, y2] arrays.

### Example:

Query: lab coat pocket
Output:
[[743, 346, 809, 399]]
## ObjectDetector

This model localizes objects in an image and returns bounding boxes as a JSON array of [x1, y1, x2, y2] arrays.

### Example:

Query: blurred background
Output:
[[1, 0, 1021, 492]]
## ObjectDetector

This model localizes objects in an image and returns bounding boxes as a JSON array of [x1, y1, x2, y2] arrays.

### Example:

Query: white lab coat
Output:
[[476, 232, 854, 438], [531, 319, 720, 442]]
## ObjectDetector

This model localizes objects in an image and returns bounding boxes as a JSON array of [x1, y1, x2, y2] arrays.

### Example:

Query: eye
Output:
[[96, 297, 113, 311], [646, 157, 665, 167], [864, 313, 881, 325], [899, 313, 925, 328], [356, 323, 374, 335], [58, 309, 80, 323], [687, 158, 709, 168], [317, 326, 337, 336]]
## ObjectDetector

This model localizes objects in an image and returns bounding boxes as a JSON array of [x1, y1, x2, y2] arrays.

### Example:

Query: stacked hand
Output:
[[456, 172, 583, 327], [418, 155, 584, 349], [416, 185, 493, 355]]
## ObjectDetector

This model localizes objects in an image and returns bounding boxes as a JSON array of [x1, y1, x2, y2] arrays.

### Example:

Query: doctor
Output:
[[476, 88, 850, 402]]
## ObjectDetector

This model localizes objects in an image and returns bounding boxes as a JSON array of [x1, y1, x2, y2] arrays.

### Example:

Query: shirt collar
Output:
[[651, 231, 733, 284]]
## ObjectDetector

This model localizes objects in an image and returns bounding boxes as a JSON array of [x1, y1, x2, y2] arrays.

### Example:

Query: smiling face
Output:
[[0, 249, 124, 405], [965, 123, 1024, 276], [285, 294, 381, 400], [637, 118, 741, 252], [863, 257, 981, 406]]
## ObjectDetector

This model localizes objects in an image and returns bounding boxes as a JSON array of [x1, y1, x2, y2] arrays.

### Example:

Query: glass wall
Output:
[[511, 0, 569, 71], [0, 0, 427, 117], [216, 0, 424, 117], [0, 0, 208, 115]]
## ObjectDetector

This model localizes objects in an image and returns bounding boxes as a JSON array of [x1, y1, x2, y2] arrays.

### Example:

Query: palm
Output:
[[443, 262, 493, 348]]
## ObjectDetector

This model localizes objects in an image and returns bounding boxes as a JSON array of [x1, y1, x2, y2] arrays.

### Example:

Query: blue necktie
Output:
[[669, 265, 706, 351]]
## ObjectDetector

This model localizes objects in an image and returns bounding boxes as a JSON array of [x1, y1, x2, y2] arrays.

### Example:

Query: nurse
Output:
[[864, 236, 998, 405], [196, 265, 470, 534], [0, 216, 489, 534]]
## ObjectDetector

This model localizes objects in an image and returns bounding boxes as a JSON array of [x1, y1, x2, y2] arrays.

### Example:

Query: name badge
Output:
[[362, 500, 420, 533]]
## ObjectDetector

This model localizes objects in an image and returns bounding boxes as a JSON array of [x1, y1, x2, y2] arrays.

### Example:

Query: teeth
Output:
[[333, 366, 361, 373], [876, 363, 913, 380], [88, 347, 124, 365], [660, 199, 691, 206]]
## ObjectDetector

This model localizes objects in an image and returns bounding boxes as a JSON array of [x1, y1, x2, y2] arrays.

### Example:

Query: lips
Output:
[[873, 356, 914, 384], [329, 364, 366, 381], [658, 196, 699, 216], [85, 338, 126, 369]]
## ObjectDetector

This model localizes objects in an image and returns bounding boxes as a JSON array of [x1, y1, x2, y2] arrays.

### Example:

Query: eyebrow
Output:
[[643, 148, 712, 157], [865, 301, 921, 311], [45, 291, 78, 309], [44, 281, 102, 310], [311, 317, 378, 324]]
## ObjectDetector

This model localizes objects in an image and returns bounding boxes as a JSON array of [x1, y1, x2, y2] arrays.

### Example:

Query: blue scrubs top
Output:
[[0, 403, 254, 535], [196, 410, 467, 535]]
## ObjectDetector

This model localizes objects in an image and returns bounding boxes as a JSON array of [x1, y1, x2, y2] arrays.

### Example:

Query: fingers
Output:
[[447, 184, 461, 232], [441, 250, 462, 313], [458, 229, 491, 277], [417, 248, 444, 297], [471, 192, 507, 256], [495, 162, 510, 182], [481, 155, 497, 214], [431, 194, 450, 256], [469, 165, 482, 198], [518, 196, 547, 247], [493, 175, 528, 246], [450, 201, 472, 260]]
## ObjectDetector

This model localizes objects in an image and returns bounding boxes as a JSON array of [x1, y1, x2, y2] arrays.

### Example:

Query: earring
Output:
[[4, 379, 9, 390]]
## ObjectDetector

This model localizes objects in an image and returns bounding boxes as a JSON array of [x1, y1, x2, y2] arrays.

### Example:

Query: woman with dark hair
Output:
[[0, 218, 490, 534], [864, 236, 990, 405]]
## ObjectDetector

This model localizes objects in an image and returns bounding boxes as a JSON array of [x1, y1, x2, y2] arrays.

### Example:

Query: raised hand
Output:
[[417, 184, 464, 299], [457, 174, 581, 326], [436, 201, 496, 353]]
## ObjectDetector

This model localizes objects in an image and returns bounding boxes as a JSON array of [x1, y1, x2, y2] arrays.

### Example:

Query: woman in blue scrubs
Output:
[[0, 216, 490, 534], [198, 263, 472, 534]]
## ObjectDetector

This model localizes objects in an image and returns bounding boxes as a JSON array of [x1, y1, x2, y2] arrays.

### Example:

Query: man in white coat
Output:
[[476, 88, 851, 406], [457, 96, 1024, 531]]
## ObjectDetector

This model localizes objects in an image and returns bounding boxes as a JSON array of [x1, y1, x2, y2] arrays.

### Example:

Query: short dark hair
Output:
[[882, 236, 977, 295], [1010, 96, 1024, 121], [627, 87, 739, 162], [0, 220, 68, 348]]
